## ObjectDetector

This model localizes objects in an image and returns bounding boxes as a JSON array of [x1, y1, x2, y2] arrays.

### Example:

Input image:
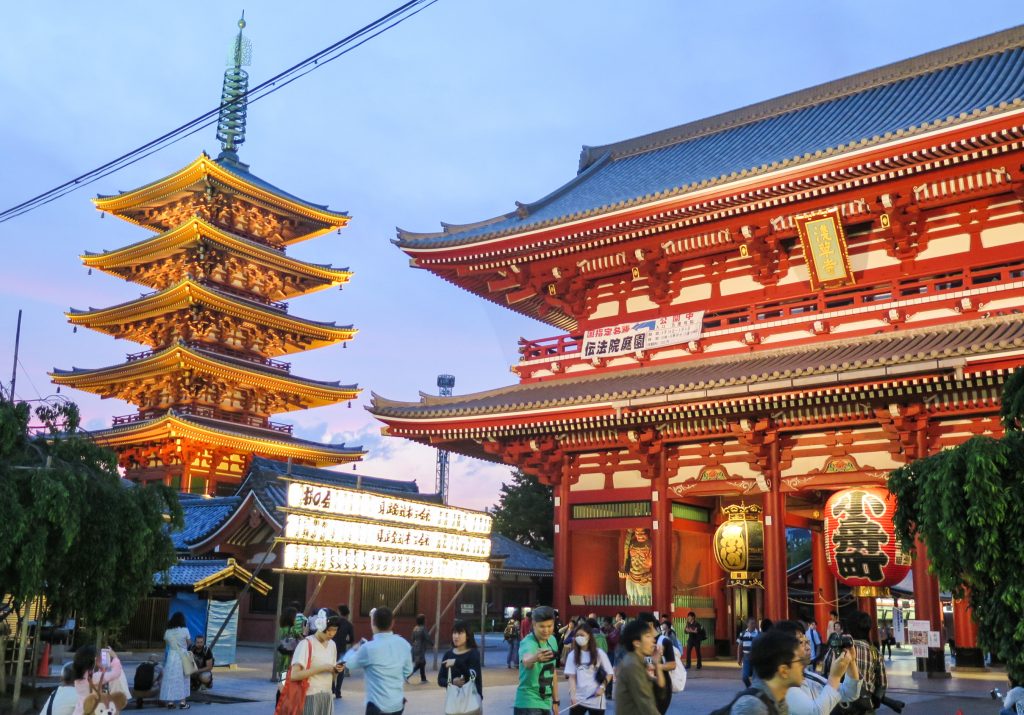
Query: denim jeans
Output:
[[507, 638, 520, 666], [741, 656, 754, 687]]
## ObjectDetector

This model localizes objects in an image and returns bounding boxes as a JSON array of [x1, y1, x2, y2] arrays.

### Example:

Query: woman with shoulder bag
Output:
[[159, 612, 192, 709], [565, 624, 613, 715], [277, 610, 345, 715], [410, 614, 431, 684], [438, 620, 482, 715]]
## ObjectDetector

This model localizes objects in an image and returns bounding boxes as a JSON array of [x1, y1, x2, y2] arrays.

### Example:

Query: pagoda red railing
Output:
[[516, 257, 1024, 363], [125, 342, 292, 372], [112, 405, 293, 435]]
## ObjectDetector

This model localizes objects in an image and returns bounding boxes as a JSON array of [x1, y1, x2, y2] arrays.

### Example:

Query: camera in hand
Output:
[[991, 688, 1004, 700], [830, 634, 855, 655]]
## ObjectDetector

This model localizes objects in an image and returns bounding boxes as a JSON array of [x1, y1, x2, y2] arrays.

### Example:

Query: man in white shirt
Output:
[[774, 620, 861, 715], [805, 620, 823, 671], [343, 607, 413, 715]]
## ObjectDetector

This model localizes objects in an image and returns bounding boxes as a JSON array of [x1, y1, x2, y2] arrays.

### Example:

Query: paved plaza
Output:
[[117, 639, 1006, 715]]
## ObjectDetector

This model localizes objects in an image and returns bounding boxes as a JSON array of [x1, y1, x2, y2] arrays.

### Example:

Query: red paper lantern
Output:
[[823, 487, 911, 596]]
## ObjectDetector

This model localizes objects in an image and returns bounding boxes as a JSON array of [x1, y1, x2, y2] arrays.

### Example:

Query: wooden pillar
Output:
[[912, 538, 948, 676], [553, 458, 571, 616], [652, 446, 673, 616], [952, 592, 984, 668], [762, 435, 788, 621], [811, 528, 836, 634]]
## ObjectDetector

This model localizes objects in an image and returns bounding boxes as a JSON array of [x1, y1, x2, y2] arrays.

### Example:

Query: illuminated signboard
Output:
[[278, 479, 493, 582]]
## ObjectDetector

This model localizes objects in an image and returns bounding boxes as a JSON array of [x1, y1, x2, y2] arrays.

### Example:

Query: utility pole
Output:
[[434, 374, 455, 503], [9, 309, 22, 401]]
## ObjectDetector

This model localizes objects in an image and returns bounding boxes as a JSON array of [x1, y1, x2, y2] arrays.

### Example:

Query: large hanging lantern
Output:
[[823, 487, 912, 597], [713, 503, 764, 588]]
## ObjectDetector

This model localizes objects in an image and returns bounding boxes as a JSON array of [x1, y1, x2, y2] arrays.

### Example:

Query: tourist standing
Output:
[[805, 620, 823, 671], [286, 610, 343, 715], [565, 624, 613, 715], [332, 604, 355, 699], [343, 607, 413, 715], [878, 621, 892, 661], [410, 614, 431, 684], [505, 610, 522, 669], [438, 620, 483, 700], [728, 629, 805, 715], [159, 611, 191, 709], [772, 620, 859, 715], [612, 619, 665, 715], [515, 605, 560, 715], [640, 613, 676, 715], [736, 617, 760, 688], [683, 611, 705, 670], [72, 645, 125, 715], [39, 663, 76, 715], [277, 606, 305, 676]]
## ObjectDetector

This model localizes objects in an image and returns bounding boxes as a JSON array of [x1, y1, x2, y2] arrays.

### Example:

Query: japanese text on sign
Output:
[[286, 481, 492, 535], [282, 543, 490, 582], [283, 513, 492, 559], [795, 208, 855, 290], [581, 311, 705, 359]]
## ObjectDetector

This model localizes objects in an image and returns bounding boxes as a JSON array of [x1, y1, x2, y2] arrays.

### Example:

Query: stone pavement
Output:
[[131, 640, 1007, 715]]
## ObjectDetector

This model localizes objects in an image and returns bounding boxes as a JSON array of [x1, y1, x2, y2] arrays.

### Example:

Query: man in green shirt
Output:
[[516, 605, 560, 714]]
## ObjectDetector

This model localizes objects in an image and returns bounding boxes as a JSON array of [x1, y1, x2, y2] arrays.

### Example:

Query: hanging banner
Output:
[[277, 478, 492, 582], [582, 311, 705, 359], [794, 207, 855, 290], [892, 606, 904, 644]]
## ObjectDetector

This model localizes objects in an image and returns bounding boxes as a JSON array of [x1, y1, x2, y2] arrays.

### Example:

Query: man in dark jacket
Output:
[[332, 604, 355, 698], [614, 619, 666, 715], [684, 611, 706, 669]]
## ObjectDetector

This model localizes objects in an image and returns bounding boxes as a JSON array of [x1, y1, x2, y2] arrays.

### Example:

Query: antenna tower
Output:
[[435, 374, 455, 503]]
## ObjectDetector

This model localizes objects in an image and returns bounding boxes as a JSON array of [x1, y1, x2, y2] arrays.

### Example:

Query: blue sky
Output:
[[1, 1, 1022, 509]]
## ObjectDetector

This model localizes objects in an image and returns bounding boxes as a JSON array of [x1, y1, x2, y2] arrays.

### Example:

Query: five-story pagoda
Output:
[[52, 17, 363, 495]]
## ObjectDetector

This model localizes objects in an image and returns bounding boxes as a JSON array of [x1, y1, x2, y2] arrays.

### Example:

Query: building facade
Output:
[[370, 28, 1024, 658]]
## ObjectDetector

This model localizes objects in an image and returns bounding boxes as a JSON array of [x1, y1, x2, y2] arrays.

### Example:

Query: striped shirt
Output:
[[737, 629, 760, 657]]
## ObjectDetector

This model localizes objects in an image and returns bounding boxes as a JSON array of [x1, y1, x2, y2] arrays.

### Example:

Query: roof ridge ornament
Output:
[[216, 12, 252, 167]]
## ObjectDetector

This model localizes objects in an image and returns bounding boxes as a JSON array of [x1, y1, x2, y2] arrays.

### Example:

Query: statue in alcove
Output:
[[618, 527, 653, 605]]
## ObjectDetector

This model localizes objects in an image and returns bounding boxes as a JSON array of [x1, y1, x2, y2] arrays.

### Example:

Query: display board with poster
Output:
[[908, 619, 930, 657], [277, 479, 493, 582], [582, 311, 704, 359]]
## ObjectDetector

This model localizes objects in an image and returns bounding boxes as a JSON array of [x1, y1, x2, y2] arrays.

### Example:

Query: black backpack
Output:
[[134, 661, 155, 692], [710, 687, 779, 715]]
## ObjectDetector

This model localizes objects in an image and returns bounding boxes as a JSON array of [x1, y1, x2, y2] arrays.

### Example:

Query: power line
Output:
[[0, 0, 439, 225]]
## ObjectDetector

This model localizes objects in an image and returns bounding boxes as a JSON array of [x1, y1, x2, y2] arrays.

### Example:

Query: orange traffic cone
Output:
[[36, 642, 51, 677]]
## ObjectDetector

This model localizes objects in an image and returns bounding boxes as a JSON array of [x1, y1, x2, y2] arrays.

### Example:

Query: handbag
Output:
[[444, 670, 481, 715], [180, 648, 198, 676], [275, 638, 312, 715]]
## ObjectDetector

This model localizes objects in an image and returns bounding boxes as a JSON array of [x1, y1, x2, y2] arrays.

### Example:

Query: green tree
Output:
[[490, 470, 553, 554], [0, 397, 182, 639], [888, 367, 1024, 680]]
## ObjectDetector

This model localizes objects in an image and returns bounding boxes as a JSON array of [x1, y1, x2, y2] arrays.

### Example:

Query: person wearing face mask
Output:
[[565, 625, 613, 715]]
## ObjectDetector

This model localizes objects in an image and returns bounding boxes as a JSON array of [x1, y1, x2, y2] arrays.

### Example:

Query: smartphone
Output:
[[100, 649, 111, 669]]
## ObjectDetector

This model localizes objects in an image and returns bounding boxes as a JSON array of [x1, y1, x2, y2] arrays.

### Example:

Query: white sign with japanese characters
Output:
[[279, 479, 493, 582], [582, 311, 705, 359]]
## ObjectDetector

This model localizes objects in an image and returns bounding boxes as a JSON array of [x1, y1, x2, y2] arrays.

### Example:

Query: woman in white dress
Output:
[[159, 611, 191, 709], [288, 610, 344, 715]]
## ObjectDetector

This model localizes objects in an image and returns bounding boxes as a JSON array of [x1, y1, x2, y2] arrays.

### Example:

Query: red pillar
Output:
[[652, 450, 673, 617], [762, 436, 788, 621], [912, 538, 948, 676], [952, 592, 984, 668], [811, 529, 836, 634], [553, 466, 571, 616]]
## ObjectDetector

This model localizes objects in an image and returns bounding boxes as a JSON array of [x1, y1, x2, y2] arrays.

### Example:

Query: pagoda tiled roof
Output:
[[370, 315, 1024, 420], [81, 217, 351, 291], [95, 154, 349, 230], [158, 557, 231, 588], [50, 342, 359, 404], [489, 533, 553, 574], [171, 495, 242, 549], [396, 26, 1024, 249], [66, 277, 356, 350], [91, 412, 364, 465]]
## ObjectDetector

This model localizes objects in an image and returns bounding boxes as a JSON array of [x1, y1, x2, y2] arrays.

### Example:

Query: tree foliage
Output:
[[490, 469, 553, 554], [889, 367, 1024, 681], [0, 398, 182, 636]]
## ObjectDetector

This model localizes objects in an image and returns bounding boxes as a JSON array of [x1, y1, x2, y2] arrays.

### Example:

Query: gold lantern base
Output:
[[851, 586, 890, 598]]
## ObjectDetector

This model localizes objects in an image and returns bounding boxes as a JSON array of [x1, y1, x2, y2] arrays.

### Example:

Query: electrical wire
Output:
[[0, 0, 439, 225]]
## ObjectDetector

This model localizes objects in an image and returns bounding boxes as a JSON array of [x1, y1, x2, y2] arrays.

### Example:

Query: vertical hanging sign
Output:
[[794, 207, 855, 290]]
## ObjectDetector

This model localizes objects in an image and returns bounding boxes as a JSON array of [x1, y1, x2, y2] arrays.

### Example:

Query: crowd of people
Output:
[[35, 602, 909, 715]]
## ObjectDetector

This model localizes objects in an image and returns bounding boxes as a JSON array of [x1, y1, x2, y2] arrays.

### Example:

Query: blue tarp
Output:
[[168, 592, 208, 647], [206, 599, 238, 666]]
